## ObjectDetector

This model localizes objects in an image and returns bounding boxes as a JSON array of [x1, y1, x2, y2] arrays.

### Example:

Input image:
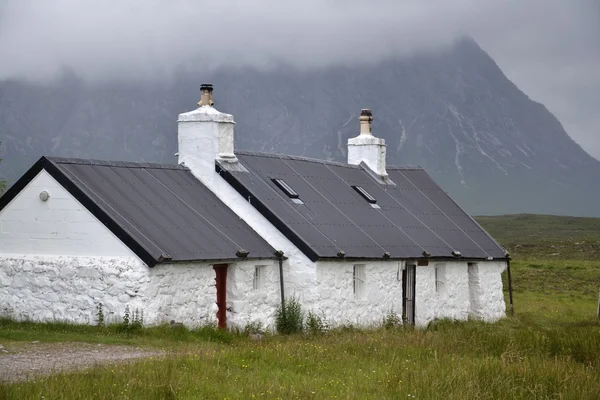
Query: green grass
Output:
[[2, 214, 600, 399], [2, 316, 600, 399], [477, 213, 600, 260], [0, 318, 238, 348]]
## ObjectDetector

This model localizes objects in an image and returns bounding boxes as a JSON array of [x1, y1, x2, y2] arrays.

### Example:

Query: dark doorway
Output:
[[213, 264, 228, 329], [403, 263, 416, 325]]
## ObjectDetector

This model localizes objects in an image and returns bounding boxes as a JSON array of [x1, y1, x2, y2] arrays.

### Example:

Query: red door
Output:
[[213, 264, 228, 329]]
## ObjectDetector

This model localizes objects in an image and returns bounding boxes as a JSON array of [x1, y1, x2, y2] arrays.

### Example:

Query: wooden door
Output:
[[403, 264, 416, 325], [213, 264, 228, 329]]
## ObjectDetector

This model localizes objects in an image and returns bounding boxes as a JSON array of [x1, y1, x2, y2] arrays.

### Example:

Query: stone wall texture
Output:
[[0, 255, 280, 327], [0, 254, 506, 328], [415, 261, 506, 326], [315, 261, 403, 326]]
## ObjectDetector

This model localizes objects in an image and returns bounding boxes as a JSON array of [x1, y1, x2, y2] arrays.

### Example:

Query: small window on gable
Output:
[[272, 178, 299, 198], [253, 265, 266, 291], [435, 263, 446, 294], [352, 185, 379, 208], [353, 264, 366, 299]]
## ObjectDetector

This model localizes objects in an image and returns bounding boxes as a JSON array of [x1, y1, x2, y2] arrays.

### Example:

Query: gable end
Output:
[[0, 157, 158, 267]]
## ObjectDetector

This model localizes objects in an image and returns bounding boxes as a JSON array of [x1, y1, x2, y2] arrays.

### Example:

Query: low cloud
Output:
[[0, 0, 598, 157], [0, 0, 585, 81]]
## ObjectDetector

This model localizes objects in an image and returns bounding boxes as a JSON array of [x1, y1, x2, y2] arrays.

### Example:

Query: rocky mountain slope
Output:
[[1, 38, 599, 216]]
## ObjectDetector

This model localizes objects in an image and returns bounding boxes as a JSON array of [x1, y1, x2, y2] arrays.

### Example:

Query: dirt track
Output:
[[0, 342, 163, 383]]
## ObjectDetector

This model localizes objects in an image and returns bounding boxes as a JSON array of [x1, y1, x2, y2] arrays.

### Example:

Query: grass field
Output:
[[1, 214, 600, 399]]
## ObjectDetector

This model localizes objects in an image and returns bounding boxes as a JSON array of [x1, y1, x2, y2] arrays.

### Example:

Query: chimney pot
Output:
[[198, 83, 214, 107], [359, 109, 373, 135]]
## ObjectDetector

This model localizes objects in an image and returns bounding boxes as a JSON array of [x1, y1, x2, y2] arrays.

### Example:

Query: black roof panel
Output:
[[218, 152, 506, 261], [0, 157, 275, 266]]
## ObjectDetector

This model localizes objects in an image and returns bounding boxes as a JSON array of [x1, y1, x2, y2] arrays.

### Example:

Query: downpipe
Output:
[[275, 250, 286, 315], [506, 255, 514, 316]]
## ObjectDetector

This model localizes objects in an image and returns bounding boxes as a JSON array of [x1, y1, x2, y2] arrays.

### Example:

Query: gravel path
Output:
[[0, 342, 164, 383]]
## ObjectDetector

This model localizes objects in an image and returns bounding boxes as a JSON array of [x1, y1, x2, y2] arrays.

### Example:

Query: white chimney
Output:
[[347, 109, 387, 177], [177, 84, 237, 182]]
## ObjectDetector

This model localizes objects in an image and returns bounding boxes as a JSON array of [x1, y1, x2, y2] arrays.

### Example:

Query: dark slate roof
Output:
[[0, 157, 275, 266], [217, 151, 507, 262]]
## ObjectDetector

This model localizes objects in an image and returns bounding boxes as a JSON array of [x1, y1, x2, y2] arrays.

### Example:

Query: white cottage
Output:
[[0, 84, 508, 329]]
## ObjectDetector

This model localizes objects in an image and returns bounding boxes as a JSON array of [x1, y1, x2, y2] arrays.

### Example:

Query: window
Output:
[[253, 266, 266, 291], [352, 185, 380, 208], [272, 178, 299, 198], [353, 265, 366, 299], [435, 263, 446, 294], [352, 185, 376, 204]]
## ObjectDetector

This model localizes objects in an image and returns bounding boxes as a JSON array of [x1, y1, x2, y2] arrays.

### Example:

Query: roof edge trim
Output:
[[46, 157, 189, 171], [316, 256, 509, 262], [0, 157, 46, 214]]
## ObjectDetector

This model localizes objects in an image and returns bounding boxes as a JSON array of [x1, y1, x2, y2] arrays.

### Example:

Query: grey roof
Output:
[[0, 157, 275, 266], [217, 151, 506, 261]]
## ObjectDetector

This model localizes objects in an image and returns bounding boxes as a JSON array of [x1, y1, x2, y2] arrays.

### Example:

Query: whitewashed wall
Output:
[[315, 260, 403, 326], [0, 170, 134, 257], [0, 254, 279, 327], [0, 255, 146, 324], [414, 261, 507, 327], [227, 262, 281, 330], [467, 261, 507, 322]]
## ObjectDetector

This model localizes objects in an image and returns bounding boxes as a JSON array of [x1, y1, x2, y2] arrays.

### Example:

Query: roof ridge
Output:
[[234, 151, 423, 170], [386, 165, 424, 171], [45, 156, 188, 170], [234, 151, 359, 169]]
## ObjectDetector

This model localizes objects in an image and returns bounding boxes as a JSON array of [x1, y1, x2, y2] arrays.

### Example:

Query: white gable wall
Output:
[[0, 170, 135, 257]]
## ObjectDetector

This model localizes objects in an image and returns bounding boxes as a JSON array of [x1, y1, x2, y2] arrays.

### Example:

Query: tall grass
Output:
[[2, 315, 600, 399]]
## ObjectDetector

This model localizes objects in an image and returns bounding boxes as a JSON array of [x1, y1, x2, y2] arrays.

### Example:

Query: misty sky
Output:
[[0, 0, 598, 159]]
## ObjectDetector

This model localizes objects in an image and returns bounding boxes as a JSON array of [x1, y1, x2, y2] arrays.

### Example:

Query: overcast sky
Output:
[[0, 0, 598, 158]]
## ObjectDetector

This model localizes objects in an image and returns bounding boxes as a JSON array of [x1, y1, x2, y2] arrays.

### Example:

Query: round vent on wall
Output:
[[39, 190, 50, 201]]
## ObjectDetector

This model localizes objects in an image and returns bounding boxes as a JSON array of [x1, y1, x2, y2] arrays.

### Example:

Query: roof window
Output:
[[352, 185, 377, 204], [272, 178, 299, 199]]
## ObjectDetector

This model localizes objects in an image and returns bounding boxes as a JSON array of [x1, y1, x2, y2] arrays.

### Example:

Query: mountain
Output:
[[1, 38, 599, 216]]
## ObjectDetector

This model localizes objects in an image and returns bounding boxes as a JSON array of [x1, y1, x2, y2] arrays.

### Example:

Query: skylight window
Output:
[[272, 178, 299, 199], [352, 185, 377, 204]]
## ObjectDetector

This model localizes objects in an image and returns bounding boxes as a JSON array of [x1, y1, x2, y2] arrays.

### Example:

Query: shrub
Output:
[[382, 309, 401, 329], [306, 310, 329, 335], [96, 303, 105, 327], [117, 306, 144, 335], [276, 297, 304, 335]]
